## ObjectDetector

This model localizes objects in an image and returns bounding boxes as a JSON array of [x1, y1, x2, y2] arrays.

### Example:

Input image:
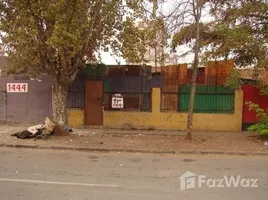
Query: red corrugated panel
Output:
[[242, 84, 268, 123]]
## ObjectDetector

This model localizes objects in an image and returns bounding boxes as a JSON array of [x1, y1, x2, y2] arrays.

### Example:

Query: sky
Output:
[[100, 0, 213, 66], [101, 51, 121, 65], [100, 45, 195, 65]]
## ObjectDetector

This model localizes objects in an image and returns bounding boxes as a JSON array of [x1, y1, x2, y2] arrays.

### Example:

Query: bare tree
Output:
[[185, 0, 203, 140], [160, 0, 210, 139]]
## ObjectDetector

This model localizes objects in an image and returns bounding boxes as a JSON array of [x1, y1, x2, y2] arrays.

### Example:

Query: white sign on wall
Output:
[[112, 94, 124, 109], [6, 83, 28, 93]]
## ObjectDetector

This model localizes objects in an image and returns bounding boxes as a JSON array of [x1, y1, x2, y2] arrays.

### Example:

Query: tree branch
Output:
[[66, 0, 105, 78]]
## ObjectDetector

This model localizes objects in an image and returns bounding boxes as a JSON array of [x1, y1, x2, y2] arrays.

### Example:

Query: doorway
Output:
[[85, 80, 103, 126]]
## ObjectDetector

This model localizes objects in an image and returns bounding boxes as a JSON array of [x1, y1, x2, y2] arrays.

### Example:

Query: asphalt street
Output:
[[0, 147, 267, 200]]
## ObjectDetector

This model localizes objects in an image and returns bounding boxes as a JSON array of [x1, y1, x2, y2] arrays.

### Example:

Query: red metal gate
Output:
[[242, 84, 268, 130]]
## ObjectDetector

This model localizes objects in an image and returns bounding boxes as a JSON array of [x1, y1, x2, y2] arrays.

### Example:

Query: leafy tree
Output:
[[145, 17, 168, 67], [209, 1, 268, 125], [0, 0, 152, 125], [224, 69, 243, 89], [150, 0, 267, 139], [207, 0, 268, 67], [116, 18, 148, 65], [117, 14, 168, 67], [174, 0, 267, 83]]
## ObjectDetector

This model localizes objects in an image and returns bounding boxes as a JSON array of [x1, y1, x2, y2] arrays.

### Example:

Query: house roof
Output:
[[238, 68, 268, 86], [238, 69, 255, 80]]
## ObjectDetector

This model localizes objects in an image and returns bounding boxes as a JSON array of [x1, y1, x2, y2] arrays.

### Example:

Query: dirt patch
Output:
[[183, 159, 195, 162], [88, 155, 99, 159], [0, 125, 267, 154], [53, 125, 70, 136]]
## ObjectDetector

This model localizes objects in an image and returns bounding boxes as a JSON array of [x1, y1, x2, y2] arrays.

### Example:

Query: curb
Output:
[[0, 143, 267, 156], [0, 144, 176, 154], [177, 150, 268, 156]]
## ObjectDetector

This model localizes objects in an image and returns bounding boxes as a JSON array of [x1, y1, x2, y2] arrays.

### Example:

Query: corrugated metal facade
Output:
[[178, 85, 235, 113], [0, 74, 52, 123]]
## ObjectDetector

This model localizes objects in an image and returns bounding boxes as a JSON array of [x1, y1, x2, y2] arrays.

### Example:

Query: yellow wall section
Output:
[[104, 88, 243, 131], [69, 88, 243, 131], [68, 109, 84, 127]]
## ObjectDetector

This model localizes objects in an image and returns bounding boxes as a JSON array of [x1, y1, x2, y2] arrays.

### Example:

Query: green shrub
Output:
[[224, 69, 243, 90], [245, 101, 268, 136]]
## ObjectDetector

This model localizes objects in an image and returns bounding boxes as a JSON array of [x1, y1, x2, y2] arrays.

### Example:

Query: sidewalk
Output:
[[0, 124, 267, 155]]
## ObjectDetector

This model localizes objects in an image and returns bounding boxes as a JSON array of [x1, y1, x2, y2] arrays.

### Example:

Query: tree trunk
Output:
[[185, 66, 198, 140], [52, 81, 68, 125], [185, 0, 201, 140]]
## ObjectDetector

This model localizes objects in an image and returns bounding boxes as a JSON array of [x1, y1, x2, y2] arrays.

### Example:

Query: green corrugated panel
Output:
[[86, 64, 105, 77], [215, 86, 234, 94], [179, 85, 234, 94], [179, 85, 215, 93], [178, 93, 234, 113]]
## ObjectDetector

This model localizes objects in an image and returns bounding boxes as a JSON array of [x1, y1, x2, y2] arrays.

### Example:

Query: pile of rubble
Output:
[[11, 117, 72, 140]]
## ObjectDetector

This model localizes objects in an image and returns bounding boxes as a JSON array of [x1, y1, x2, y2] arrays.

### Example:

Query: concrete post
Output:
[[152, 88, 161, 113], [234, 89, 243, 131]]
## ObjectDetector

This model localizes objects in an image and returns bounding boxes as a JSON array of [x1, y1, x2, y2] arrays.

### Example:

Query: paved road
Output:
[[0, 147, 267, 200]]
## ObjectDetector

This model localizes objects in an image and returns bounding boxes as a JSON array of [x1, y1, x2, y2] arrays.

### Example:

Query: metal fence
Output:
[[67, 70, 234, 114], [68, 79, 85, 109], [177, 85, 235, 113], [68, 75, 164, 112], [103, 76, 160, 112], [103, 92, 151, 112], [160, 75, 235, 113]]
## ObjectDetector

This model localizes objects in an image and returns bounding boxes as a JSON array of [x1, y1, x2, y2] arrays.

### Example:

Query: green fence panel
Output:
[[179, 85, 234, 94], [178, 94, 234, 113], [178, 85, 235, 113]]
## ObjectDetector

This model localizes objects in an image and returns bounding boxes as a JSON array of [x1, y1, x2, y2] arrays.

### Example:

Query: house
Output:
[[0, 57, 244, 131]]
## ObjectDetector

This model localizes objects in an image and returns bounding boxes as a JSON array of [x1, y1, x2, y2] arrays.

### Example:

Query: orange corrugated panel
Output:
[[160, 65, 181, 111], [179, 64, 187, 84], [187, 69, 192, 84], [205, 61, 217, 75], [161, 65, 180, 77], [171, 65, 180, 78], [205, 60, 234, 85], [197, 68, 205, 84], [222, 60, 234, 75], [216, 60, 234, 85], [160, 65, 166, 76], [162, 65, 179, 92], [215, 61, 226, 74]]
